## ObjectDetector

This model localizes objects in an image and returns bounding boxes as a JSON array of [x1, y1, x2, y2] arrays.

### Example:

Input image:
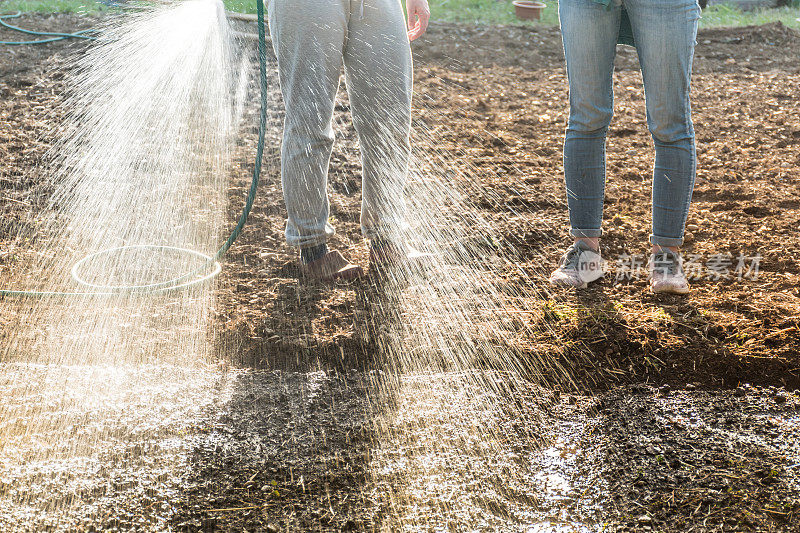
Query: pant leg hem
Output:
[[570, 228, 603, 239], [649, 234, 683, 247], [286, 234, 332, 249]]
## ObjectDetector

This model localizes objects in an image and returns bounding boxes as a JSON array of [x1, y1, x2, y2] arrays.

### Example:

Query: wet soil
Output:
[[1, 12, 800, 533]]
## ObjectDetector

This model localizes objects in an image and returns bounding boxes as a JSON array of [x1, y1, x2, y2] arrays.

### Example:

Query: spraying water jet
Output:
[[0, 1, 269, 299]]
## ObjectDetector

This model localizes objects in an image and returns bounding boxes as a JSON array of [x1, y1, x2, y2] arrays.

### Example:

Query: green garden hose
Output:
[[0, 12, 98, 44], [0, 3, 269, 297]]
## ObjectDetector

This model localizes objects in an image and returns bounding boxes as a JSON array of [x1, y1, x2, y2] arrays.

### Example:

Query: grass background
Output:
[[1, 0, 103, 12], [0, 0, 798, 29]]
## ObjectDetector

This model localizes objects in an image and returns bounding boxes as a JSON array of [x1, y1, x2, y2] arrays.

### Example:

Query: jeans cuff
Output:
[[650, 234, 684, 247], [569, 228, 602, 239], [285, 222, 336, 248], [286, 233, 331, 249]]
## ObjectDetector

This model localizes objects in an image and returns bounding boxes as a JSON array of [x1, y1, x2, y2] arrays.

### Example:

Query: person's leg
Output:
[[342, 0, 412, 245], [625, 0, 699, 253], [551, 0, 619, 288], [267, 0, 347, 250], [559, 0, 621, 250], [626, 0, 698, 294]]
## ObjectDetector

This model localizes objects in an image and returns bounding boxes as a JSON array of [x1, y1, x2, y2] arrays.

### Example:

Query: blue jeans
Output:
[[558, 0, 700, 247]]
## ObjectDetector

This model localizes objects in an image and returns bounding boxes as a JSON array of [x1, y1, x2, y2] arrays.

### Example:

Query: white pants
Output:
[[267, 0, 413, 247]]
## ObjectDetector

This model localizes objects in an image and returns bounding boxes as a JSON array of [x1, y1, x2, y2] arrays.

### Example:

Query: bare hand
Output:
[[406, 0, 430, 42]]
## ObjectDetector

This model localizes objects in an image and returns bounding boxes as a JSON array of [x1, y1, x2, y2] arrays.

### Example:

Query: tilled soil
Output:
[[1, 12, 800, 533], [212, 21, 800, 392]]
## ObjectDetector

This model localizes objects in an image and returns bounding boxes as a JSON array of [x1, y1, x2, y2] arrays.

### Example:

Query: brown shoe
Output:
[[301, 250, 364, 282]]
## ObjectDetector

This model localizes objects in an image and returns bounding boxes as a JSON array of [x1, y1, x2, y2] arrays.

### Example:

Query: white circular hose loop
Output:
[[70, 245, 222, 294]]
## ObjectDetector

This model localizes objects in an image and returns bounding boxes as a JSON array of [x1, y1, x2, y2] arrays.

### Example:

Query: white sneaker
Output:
[[649, 249, 690, 295], [549, 241, 605, 289]]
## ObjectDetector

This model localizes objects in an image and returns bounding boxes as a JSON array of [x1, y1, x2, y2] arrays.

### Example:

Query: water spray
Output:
[[0, 3, 269, 297]]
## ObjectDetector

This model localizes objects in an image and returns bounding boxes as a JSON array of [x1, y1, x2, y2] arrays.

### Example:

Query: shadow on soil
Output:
[[170, 369, 392, 531]]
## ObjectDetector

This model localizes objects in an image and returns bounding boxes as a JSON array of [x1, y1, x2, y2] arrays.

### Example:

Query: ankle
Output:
[[300, 243, 328, 264], [575, 238, 600, 252], [652, 245, 679, 255]]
